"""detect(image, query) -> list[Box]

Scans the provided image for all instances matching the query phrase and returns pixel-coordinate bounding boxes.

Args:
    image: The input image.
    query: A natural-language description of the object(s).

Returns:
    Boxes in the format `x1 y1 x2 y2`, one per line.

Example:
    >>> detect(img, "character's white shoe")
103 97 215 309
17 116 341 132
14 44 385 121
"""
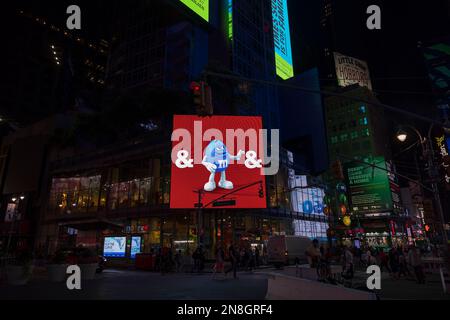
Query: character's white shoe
204 181 216 192
219 180 234 190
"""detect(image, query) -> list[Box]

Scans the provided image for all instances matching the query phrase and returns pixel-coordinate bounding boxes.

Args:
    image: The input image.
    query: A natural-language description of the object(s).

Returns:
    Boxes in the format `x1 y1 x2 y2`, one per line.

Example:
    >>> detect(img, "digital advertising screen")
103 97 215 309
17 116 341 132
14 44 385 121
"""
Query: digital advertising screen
179 0 209 22
345 156 393 214
170 115 267 209
271 0 294 80
130 236 142 259
103 236 126 258
289 174 325 215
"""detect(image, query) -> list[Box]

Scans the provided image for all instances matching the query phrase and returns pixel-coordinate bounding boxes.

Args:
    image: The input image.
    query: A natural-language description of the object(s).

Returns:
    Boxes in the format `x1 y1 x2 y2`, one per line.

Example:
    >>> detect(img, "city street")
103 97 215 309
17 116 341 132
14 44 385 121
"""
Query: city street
0 269 269 300
0 268 448 300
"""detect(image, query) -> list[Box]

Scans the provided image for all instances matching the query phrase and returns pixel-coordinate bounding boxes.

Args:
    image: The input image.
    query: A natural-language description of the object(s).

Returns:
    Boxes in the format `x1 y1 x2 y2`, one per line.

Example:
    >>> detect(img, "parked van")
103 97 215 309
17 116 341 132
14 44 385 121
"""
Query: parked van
267 235 312 267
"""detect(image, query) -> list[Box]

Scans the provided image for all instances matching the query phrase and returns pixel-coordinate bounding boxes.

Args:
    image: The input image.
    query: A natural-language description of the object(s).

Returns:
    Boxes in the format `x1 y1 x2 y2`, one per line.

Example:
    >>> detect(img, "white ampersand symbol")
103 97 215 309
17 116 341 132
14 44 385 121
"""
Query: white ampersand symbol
176 150 194 169
245 151 262 169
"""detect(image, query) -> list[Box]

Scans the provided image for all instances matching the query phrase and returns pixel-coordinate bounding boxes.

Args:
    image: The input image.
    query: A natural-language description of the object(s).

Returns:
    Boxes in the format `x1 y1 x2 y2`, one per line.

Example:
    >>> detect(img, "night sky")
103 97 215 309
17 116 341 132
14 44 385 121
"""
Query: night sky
2 0 449 131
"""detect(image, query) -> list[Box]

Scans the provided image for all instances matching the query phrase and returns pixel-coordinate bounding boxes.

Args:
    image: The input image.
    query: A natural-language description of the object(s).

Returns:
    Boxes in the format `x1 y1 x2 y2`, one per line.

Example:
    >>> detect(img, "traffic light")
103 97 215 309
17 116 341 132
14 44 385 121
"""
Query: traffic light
190 81 213 116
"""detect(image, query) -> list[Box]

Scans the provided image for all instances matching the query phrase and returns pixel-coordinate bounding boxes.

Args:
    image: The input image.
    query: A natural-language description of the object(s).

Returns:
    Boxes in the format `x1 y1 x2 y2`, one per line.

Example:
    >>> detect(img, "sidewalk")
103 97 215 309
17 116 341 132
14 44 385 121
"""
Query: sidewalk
376 272 449 300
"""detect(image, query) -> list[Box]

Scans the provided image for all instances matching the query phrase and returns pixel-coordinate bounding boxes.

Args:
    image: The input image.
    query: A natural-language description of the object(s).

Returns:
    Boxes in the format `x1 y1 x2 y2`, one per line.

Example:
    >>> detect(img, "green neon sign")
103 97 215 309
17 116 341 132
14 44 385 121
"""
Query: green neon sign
180 0 209 22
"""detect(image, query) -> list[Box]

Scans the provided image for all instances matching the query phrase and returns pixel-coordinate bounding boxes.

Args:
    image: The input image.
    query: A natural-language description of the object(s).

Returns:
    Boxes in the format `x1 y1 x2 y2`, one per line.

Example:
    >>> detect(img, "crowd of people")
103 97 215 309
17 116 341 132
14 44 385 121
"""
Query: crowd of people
145 243 266 277
141 239 442 287
304 239 441 285
212 244 265 279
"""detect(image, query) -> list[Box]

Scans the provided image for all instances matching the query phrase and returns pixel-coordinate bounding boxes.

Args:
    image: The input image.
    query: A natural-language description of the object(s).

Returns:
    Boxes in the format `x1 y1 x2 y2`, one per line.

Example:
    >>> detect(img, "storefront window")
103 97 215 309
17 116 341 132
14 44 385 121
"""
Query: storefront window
118 182 130 208
139 178 152 206
108 184 119 210
48 175 101 215
173 214 195 255
130 180 140 207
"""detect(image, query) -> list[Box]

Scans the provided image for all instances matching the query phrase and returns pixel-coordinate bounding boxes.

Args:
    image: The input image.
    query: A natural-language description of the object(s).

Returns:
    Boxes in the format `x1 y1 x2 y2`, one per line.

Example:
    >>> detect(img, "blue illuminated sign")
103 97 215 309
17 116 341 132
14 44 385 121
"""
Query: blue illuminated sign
130 236 142 259
103 236 126 258
272 0 294 80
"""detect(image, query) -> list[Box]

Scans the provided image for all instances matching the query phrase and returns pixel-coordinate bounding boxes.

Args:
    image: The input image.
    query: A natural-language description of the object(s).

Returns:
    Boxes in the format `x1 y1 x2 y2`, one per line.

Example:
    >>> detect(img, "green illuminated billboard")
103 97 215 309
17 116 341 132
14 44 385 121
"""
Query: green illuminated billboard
345 156 393 214
180 0 209 22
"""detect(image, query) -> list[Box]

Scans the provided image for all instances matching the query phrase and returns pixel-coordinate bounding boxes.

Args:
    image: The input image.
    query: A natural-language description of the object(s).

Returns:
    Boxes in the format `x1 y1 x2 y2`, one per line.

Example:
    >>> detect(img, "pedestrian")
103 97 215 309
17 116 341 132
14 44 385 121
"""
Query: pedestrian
239 248 246 270
366 248 374 266
255 246 260 268
225 244 238 279
174 249 182 273
408 245 425 284
262 245 268 265
192 247 201 273
389 247 400 280
199 246 205 272
213 246 225 278
306 239 321 268
342 246 354 279
378 249 390 273
155 248 162 273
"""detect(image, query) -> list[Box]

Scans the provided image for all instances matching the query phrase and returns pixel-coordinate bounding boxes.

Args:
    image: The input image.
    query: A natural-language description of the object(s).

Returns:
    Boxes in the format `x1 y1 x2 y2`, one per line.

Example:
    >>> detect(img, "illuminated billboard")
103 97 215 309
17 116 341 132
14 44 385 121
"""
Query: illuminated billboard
272 0 294 80
130 236 142 259
422 39 450 110
179 0 209 22
170 115 267 209
289 174 325 215
432 127 450 190
103 237 126 258
345 156 393 214
334 52 373 90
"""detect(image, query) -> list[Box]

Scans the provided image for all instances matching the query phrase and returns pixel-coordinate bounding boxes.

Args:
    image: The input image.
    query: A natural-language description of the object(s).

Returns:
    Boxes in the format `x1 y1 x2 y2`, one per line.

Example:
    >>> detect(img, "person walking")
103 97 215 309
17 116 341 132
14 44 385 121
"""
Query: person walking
174 250 182 273
192 247 201 273
255 247 260 268
213 246 225 278
378 249 390 273
408 245 425 284
225 244 238 279
389 247 400 280
306 239 321 268
342 246 354 279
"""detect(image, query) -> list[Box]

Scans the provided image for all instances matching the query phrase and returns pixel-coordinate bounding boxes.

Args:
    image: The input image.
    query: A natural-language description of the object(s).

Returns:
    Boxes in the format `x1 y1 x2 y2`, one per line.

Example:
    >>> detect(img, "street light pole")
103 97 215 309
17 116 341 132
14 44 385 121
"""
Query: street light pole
397 125 449 265
425 125 449 251
5 196 24 258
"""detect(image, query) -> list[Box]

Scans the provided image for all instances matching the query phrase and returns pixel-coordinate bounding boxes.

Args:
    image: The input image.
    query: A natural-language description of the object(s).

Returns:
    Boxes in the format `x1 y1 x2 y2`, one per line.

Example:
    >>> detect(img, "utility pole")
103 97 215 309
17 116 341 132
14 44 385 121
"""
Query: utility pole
425 126 450 257
194 189 205 247
193 181 264 247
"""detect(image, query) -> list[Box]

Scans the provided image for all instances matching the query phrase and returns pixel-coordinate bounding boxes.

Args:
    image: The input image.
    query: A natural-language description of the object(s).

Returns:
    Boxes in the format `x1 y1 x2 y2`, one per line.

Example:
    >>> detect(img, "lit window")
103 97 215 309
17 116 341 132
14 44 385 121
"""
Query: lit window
362 129 370 137
359 117 368 126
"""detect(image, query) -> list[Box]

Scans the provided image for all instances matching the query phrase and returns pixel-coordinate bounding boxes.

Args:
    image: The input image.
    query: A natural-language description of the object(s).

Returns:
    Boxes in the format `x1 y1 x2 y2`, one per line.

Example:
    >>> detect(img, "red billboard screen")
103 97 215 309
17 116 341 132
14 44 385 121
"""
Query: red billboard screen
170 115 267 209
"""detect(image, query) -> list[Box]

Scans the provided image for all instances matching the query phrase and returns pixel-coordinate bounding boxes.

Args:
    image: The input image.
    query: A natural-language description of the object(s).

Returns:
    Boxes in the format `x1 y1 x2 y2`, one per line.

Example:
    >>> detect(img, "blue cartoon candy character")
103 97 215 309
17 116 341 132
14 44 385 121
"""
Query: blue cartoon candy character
201 140 245 192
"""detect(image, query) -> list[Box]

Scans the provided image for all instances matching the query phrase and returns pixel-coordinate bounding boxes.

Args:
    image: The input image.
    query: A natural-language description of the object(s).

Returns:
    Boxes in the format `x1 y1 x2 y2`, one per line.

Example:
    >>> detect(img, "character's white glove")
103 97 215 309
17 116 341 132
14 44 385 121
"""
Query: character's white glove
236 150 245 160
203 162 217 173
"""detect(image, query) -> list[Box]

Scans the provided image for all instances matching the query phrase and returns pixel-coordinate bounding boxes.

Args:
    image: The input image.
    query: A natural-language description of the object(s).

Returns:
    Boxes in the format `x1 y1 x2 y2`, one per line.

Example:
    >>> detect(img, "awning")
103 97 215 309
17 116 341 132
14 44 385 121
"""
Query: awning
58 218 124 231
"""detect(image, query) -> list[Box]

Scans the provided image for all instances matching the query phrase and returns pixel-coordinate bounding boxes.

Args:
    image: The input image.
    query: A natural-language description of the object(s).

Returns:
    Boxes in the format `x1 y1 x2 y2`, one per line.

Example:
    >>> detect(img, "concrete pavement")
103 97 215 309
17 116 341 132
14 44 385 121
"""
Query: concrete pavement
1 267 448 300
0 269 269 300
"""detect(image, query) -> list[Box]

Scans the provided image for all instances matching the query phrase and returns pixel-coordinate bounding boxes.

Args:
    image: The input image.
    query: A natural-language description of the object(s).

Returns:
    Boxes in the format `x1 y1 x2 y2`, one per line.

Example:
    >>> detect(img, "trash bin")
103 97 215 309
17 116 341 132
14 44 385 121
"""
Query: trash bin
135 253 155 271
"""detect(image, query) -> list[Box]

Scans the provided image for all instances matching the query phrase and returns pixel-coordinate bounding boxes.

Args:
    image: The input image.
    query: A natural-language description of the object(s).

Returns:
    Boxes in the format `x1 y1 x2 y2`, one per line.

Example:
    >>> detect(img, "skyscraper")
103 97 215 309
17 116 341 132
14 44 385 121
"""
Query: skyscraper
226 0 280 130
